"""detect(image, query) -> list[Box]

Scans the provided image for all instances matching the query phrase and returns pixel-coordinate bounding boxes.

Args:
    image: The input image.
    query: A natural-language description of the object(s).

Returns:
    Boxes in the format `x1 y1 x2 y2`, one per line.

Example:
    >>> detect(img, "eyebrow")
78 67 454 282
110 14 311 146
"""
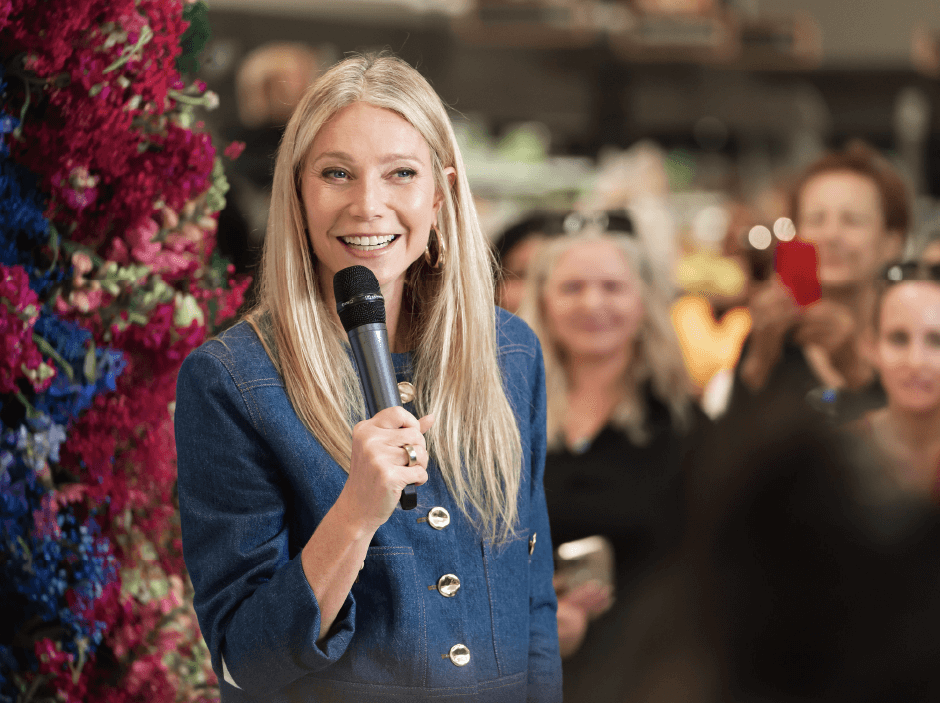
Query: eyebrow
309 151 423 164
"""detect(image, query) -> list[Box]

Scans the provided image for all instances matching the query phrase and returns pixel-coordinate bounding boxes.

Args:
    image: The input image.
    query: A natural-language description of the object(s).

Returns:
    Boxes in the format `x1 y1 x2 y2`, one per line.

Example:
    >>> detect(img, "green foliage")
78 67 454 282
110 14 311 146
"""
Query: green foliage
176 1 211 75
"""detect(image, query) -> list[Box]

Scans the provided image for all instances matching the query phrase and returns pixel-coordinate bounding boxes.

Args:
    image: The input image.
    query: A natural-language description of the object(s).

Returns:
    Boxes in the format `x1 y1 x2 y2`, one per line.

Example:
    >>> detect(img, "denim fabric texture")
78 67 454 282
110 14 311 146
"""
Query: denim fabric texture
174 307 562 702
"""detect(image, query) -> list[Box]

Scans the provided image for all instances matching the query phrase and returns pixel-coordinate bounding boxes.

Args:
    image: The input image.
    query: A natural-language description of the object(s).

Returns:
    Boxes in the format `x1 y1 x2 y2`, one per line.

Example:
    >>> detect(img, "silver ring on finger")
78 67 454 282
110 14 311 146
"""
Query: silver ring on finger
403 444 418 467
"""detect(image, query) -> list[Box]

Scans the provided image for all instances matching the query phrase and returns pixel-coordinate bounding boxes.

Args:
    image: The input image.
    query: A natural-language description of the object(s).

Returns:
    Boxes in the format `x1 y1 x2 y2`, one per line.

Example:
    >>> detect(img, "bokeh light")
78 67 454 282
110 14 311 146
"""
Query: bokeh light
748 225 773 250
693 205 729 244
773 217 796 241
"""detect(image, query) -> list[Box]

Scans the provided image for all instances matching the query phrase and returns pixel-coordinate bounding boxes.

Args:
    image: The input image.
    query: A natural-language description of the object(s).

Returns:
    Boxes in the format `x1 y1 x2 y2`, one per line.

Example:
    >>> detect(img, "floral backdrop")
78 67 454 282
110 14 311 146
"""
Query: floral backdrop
0 1 249 700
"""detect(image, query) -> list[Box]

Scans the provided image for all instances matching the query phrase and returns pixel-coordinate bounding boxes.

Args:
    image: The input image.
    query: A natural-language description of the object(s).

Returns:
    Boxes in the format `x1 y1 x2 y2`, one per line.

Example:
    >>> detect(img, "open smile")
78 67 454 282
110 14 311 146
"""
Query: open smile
339 234 399 252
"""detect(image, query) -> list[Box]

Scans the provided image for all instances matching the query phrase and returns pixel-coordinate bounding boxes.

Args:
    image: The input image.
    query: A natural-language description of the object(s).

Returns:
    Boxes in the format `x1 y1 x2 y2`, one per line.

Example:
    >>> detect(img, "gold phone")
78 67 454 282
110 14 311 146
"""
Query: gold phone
553 535 615 595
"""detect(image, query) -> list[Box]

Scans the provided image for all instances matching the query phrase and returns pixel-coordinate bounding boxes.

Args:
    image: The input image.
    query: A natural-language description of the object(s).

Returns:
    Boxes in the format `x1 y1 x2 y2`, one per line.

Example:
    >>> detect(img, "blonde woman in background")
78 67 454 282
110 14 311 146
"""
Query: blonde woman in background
518 221 704 703
175 53 561 702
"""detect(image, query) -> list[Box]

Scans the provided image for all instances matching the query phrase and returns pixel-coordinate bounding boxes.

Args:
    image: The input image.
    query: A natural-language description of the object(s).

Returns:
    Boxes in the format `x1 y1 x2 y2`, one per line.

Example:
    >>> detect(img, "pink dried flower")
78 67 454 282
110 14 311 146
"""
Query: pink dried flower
223 140 245 160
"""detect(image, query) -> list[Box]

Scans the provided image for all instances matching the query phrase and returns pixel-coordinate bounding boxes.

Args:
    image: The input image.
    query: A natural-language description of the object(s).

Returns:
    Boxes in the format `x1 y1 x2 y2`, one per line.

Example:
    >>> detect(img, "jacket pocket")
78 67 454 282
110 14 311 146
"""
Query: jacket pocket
343 545 427 686
482 531 531 676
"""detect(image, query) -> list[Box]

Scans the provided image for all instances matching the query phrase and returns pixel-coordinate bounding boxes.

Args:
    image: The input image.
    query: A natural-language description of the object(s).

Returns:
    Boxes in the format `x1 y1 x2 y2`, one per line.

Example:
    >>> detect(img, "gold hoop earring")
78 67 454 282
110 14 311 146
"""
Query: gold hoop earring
424 226 446 270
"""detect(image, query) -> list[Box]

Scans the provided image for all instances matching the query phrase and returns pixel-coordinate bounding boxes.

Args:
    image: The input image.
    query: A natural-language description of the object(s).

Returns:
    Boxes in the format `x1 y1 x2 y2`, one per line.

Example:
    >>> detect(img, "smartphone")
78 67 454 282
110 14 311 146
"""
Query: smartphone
553 535 615 596
774 239 821 306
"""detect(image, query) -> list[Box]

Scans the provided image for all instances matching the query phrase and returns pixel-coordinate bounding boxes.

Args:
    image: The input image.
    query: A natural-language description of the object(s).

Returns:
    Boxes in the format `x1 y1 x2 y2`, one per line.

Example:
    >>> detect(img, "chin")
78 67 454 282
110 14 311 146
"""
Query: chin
565 343 625 359
891 395 940 414
818 271 855 288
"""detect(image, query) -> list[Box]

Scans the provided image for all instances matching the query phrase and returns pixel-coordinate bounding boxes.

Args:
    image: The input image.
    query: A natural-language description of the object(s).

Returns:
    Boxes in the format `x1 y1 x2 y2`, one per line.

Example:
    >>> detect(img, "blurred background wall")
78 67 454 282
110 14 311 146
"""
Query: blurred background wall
197 0 940 256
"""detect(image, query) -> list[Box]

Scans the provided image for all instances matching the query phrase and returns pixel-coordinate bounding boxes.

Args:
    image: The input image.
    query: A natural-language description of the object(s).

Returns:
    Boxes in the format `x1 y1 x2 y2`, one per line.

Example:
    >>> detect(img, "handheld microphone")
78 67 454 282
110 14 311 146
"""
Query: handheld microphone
333 265 418 510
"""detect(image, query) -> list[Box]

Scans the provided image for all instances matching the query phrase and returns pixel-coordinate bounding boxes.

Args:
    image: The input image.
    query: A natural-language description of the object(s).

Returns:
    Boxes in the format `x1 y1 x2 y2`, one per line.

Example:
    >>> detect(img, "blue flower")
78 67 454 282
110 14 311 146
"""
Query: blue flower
0 114 16 158
0 643 20 703
0 435 117 667
32 313 91 366
0 150 65 297
13 416 67 473
30 313 126 425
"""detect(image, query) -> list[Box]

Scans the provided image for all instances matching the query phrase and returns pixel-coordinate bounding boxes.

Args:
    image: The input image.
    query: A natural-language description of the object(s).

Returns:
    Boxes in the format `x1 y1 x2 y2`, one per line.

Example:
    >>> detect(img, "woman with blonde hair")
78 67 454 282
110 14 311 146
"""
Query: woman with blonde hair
517 221 702 702
174 53 561 702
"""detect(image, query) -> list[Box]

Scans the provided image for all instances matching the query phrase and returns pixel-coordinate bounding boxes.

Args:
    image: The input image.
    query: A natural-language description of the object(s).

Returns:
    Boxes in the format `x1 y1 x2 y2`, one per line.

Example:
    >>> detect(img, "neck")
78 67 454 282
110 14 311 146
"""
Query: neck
883 403 940 449
565 347 632 396
321 275 408 353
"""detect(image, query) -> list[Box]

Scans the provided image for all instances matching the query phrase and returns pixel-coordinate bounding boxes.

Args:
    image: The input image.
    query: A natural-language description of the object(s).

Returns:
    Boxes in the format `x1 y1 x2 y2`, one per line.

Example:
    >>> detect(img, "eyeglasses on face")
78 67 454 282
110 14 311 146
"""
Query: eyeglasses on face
558 209 635 236
881 261 940 283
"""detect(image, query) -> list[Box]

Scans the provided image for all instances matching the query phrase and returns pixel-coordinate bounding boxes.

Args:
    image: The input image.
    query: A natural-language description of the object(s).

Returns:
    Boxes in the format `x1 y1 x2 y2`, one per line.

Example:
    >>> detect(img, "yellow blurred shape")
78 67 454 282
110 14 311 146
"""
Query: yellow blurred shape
675 251 748 298
671 295 751 390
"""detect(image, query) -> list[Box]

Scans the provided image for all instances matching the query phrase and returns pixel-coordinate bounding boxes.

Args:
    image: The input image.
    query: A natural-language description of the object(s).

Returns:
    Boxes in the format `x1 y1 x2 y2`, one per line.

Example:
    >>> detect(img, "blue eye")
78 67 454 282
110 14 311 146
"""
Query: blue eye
322 168 348 180
395 168 416 178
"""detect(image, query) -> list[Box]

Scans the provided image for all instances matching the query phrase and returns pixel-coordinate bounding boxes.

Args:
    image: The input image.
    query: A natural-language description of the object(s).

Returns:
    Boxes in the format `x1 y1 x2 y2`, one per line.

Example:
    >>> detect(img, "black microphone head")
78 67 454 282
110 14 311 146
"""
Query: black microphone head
333 265 386 331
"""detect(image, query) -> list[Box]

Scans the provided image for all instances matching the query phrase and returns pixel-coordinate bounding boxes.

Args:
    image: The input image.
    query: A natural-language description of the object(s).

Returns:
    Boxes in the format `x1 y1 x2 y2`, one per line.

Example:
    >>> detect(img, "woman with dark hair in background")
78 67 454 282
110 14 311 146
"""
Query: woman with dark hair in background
493 210 566 314
728 141 910 422
518 222 703 702
854 260 940 500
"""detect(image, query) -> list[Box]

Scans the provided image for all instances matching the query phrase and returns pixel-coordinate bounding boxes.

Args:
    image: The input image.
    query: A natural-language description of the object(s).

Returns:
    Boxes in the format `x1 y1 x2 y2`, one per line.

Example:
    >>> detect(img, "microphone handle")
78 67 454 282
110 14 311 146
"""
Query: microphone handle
347 323 418 510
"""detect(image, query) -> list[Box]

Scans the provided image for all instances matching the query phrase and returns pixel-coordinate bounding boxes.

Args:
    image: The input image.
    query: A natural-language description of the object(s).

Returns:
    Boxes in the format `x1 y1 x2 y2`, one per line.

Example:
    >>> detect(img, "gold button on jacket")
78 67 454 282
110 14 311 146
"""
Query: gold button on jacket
448 644 471 667
436 573 461 597
397 381 416 404
427 506 450 530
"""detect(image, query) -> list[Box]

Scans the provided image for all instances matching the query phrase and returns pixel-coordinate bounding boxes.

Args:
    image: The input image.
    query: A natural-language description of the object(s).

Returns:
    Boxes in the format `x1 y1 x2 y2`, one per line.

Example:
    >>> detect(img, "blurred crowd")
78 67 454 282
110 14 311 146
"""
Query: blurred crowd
492 141 940 702
214 42 940 703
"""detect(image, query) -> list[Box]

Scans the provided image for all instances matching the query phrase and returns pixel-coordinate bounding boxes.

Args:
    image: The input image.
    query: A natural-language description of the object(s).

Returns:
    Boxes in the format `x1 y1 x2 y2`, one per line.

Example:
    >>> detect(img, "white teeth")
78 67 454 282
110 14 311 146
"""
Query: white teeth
341 234 395 249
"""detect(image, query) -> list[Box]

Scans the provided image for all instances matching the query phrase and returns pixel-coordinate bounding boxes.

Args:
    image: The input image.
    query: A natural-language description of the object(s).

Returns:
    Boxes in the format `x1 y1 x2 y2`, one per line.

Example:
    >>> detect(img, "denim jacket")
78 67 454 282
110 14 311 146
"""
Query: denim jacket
174 308 562 702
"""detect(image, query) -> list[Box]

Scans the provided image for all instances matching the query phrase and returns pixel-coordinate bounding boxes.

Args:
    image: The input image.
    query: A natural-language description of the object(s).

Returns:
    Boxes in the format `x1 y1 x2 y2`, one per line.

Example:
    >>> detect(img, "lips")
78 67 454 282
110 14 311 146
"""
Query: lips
899 378 936 394
339 234 397 251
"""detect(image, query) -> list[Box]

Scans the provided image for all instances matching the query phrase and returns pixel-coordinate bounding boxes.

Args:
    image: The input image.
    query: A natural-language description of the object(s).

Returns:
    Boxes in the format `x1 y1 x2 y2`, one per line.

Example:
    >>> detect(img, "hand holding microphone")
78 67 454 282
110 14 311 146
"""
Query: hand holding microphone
333 265 428 514
345 407 433 528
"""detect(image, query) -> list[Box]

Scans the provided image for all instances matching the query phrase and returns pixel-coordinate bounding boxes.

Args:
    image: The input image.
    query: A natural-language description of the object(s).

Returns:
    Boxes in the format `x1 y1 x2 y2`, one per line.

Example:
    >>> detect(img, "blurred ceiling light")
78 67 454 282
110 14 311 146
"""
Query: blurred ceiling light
773 217 796 241
748 225 772 250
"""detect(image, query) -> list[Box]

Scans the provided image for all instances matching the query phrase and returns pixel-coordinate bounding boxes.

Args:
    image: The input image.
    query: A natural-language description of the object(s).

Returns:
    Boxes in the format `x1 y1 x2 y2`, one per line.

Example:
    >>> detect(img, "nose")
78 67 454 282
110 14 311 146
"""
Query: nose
578 283 604 311
906 339 926 368
805 218 839 247
348 174 384 220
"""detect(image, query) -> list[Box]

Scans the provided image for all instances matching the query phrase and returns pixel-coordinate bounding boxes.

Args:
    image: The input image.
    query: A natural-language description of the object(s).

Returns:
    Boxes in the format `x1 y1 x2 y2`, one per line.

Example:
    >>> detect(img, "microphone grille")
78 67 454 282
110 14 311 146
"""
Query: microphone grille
333 265 386 331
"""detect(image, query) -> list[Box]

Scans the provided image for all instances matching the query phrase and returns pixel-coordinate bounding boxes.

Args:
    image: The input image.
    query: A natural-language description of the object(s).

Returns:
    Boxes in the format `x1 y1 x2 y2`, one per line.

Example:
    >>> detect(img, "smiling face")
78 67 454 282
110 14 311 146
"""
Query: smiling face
797 170 900 288
876 281 940 414
542 238 645 361
301 101 449 301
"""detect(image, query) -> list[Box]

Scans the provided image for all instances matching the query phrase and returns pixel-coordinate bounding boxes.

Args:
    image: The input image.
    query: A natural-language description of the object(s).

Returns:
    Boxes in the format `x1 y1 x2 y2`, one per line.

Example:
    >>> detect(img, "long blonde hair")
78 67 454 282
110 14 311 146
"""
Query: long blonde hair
518 228 693 448
245 53 522 543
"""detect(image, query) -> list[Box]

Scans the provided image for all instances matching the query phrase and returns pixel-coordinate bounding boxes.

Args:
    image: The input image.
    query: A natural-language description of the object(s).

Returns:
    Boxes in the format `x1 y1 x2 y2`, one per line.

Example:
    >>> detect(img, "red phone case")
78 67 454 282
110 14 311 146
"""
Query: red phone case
775 239 821 306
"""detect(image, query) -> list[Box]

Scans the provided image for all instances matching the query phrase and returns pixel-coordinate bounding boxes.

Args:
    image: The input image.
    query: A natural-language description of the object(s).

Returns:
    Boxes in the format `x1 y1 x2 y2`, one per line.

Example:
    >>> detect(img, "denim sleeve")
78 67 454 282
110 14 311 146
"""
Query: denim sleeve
524 337 564 702
174 348 355 697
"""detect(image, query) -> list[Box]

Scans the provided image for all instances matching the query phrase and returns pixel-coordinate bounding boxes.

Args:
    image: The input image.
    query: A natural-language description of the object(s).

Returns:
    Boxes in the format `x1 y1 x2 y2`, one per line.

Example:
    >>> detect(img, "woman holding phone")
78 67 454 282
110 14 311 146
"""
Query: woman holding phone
518 223 701 702
174 53 561 702
727 141 910 421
